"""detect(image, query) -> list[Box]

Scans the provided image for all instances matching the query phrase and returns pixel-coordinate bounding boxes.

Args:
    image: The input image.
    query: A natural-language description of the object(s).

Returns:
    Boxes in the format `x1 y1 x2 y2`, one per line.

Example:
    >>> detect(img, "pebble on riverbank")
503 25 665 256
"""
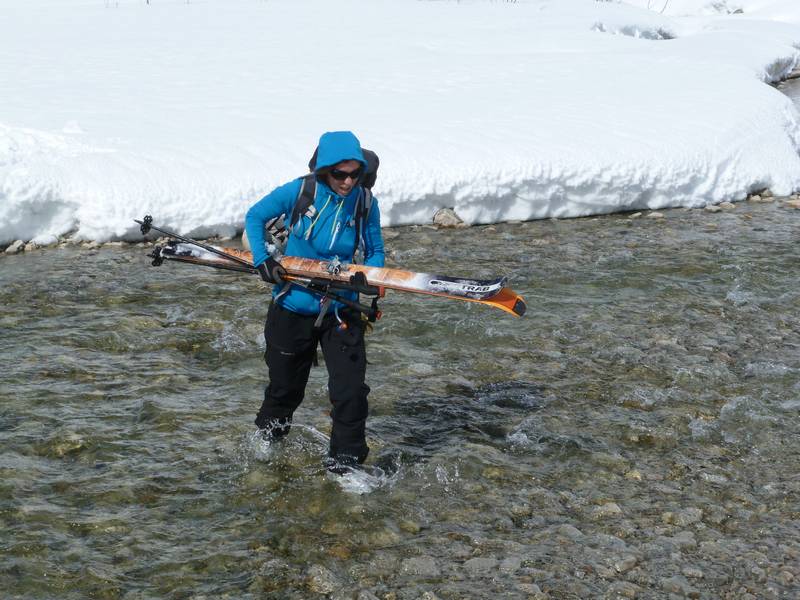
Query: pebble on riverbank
432 207 467 228
2 235 128 253
705 201 737 212
4 240 24 254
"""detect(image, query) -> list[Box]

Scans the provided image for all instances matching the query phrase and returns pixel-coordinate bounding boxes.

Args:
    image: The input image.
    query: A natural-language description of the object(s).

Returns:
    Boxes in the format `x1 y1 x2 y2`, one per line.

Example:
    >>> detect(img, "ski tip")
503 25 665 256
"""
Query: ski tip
513 297 527 317
481 287 526 317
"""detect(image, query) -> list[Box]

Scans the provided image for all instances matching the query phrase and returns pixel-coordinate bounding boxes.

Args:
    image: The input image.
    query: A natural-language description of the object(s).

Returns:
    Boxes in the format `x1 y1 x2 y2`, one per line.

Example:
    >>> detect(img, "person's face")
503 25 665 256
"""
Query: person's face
325 160 362 196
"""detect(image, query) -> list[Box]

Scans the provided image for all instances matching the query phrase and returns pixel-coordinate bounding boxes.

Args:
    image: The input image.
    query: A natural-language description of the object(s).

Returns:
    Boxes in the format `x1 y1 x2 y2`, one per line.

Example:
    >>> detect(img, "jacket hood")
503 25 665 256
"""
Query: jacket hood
314 131 366 172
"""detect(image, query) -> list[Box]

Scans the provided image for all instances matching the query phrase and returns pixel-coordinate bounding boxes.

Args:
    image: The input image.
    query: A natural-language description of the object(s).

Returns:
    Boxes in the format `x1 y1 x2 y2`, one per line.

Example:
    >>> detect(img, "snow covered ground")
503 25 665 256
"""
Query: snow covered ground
1 0 799 245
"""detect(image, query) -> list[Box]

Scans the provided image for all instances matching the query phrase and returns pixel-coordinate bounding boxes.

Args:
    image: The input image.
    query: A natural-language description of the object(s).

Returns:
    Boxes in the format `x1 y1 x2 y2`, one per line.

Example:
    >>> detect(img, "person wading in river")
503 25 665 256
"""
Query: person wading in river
244 131 385 474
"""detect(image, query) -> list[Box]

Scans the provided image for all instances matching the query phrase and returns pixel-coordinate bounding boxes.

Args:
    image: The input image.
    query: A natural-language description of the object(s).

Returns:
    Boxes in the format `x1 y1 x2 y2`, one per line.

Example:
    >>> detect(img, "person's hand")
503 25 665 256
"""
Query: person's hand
349 271 368 288
257 256 286 285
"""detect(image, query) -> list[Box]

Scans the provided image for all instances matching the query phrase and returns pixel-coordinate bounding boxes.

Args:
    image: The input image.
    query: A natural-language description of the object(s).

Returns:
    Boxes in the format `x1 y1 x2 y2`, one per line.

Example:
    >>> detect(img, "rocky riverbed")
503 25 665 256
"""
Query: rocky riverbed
2 196 800 599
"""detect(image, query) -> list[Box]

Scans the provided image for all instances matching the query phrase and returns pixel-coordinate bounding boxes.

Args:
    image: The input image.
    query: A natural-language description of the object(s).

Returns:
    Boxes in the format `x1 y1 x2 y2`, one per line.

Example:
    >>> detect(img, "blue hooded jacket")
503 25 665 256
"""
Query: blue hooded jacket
245 131 385 316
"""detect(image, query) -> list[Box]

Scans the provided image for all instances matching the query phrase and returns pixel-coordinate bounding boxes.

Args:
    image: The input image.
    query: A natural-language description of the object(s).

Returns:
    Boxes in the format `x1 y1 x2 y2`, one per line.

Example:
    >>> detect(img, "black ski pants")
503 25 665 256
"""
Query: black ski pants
255 301 370 463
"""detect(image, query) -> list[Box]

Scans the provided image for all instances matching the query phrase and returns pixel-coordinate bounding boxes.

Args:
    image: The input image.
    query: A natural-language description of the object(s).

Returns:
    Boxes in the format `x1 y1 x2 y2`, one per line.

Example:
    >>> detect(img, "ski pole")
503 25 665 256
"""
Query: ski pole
289 277 382 321
135 215 254 270
148 244 257 273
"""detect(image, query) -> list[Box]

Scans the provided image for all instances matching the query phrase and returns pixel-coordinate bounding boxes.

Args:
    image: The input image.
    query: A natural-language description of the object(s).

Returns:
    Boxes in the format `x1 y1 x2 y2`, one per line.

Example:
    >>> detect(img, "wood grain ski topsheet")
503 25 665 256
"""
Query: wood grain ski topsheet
157 243 526 316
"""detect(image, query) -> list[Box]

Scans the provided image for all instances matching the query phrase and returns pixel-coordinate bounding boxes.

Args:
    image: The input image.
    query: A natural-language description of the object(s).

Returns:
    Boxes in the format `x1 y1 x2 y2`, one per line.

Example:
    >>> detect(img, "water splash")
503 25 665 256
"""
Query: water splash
329 460 402 495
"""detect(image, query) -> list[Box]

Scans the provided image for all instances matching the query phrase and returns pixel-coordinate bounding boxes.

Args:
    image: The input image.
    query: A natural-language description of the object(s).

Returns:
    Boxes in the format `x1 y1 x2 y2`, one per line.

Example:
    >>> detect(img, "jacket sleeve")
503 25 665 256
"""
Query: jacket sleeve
361 196 385 268
245 179 301 267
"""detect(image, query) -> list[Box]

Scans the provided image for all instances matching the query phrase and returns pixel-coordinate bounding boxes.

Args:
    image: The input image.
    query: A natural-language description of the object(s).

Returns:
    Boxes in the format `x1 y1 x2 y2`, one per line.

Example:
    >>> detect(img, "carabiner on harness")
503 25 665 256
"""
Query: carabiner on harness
334 305 348 331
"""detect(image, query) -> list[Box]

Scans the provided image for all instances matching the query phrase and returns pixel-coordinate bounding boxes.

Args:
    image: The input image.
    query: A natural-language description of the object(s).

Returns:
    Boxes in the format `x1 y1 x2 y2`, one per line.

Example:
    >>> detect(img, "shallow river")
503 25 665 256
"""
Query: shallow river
3 200 800 600
2 83 800 600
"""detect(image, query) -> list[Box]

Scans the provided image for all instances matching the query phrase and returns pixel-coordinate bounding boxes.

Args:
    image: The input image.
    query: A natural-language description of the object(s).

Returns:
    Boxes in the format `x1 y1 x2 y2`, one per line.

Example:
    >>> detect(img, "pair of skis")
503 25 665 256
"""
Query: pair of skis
136 216 526 318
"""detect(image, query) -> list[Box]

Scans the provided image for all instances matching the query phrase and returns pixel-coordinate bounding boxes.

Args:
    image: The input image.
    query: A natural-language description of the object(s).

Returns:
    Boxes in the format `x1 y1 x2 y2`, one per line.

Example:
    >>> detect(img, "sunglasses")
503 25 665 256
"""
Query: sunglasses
329 168 362 181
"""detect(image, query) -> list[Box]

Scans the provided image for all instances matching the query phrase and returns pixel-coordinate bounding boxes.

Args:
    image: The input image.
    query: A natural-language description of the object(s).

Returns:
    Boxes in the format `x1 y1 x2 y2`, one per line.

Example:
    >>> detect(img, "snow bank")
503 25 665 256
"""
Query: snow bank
622 0 800 24
1 0 799 245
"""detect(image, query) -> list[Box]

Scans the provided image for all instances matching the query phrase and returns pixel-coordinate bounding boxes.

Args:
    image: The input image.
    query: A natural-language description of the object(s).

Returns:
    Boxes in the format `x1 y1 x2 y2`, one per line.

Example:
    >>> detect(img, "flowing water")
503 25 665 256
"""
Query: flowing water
3 204 799 600
2 87 800 599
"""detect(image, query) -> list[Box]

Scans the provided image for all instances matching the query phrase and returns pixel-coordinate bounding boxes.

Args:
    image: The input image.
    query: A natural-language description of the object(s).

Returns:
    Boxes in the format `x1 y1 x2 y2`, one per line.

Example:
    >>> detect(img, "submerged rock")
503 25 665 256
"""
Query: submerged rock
613 555 638 573
500 556 522 574
682 566 704 579
42 432 89 458
462 556 499 577
517 583 545 597
306 565 340 594
662 507 703 526
556 524 584 541
591 502 623 520
660 574 700 597
400 556 441 577
398 519 422 534
604 581 640 599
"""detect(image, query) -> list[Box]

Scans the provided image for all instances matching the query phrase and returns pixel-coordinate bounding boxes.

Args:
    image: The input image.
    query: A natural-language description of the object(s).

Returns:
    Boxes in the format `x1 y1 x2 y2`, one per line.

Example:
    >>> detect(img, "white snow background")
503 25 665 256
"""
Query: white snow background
1 0 799 245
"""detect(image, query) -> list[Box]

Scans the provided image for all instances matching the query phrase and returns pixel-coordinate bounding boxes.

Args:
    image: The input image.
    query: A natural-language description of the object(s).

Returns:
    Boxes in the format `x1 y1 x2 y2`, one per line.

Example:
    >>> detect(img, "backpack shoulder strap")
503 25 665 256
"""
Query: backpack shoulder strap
362 188 373 227
289 174 317 231
352 187 374 262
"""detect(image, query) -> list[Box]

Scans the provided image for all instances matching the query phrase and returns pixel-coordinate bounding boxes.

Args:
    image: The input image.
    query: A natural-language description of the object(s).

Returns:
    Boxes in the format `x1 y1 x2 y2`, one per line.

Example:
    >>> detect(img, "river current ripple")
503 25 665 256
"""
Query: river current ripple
2 197 799 599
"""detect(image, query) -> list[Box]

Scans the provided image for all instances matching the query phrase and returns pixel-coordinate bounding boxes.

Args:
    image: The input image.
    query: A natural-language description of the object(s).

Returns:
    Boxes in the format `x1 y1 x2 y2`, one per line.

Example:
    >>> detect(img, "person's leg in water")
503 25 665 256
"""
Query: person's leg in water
319 309 370 472
256 302 317 440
